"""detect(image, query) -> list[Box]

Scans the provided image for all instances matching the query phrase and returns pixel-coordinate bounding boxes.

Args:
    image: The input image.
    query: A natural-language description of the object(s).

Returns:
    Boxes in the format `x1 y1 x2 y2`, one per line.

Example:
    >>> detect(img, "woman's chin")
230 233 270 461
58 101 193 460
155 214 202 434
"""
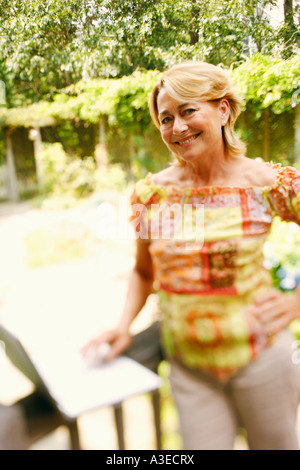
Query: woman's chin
174 152 200 165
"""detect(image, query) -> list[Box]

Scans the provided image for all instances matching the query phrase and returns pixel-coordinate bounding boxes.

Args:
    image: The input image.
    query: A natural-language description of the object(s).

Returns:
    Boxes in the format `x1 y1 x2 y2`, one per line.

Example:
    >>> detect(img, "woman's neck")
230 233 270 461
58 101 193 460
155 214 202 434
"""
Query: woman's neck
181 152 238 187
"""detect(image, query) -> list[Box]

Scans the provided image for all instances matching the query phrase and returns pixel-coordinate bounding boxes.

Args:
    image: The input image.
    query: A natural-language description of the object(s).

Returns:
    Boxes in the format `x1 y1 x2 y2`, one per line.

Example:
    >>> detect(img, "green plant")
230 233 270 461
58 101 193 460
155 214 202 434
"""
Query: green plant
94 164 127 192
264 217 300 341
38 142 96 199
158 361 182 450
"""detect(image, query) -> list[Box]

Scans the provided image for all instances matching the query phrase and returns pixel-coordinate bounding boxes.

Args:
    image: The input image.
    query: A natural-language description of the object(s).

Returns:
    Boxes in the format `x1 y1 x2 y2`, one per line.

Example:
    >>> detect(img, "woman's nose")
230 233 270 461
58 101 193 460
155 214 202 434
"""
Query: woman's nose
173 115 188 134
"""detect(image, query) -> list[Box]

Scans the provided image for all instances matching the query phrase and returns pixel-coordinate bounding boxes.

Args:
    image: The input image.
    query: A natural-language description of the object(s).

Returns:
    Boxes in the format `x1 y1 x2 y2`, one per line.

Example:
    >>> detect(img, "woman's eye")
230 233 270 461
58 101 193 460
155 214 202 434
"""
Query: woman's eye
161 116 172 125
184 108 195 115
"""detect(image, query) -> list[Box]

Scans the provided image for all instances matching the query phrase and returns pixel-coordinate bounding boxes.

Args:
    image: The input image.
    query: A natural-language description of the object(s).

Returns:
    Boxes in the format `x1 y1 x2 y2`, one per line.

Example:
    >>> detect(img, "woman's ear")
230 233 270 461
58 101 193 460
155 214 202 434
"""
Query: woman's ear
219 99 230 125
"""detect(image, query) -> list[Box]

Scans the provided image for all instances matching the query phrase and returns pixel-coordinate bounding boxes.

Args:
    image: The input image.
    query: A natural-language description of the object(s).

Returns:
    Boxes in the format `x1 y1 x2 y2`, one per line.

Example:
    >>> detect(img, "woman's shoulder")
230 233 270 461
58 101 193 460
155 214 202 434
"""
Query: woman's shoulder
240 157 279 188
245 158 300 189
132 167 175 204
149 166 180 187
263 161 300 223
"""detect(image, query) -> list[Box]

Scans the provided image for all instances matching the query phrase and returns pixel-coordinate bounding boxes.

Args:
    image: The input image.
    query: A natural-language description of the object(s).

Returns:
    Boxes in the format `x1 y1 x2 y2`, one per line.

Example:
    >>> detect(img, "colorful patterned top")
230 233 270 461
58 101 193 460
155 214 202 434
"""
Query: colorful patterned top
130 163 300 380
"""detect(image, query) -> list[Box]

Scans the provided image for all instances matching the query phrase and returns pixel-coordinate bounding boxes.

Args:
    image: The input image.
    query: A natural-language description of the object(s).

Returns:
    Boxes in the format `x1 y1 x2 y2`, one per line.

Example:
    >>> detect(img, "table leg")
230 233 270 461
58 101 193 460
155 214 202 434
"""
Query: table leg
151 389 162 450
113 403 125 450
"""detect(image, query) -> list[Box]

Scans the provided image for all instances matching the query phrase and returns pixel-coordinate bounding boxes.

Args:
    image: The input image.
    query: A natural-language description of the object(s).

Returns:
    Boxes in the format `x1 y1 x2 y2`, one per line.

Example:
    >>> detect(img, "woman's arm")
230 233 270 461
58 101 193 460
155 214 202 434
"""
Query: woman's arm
81 239 154 361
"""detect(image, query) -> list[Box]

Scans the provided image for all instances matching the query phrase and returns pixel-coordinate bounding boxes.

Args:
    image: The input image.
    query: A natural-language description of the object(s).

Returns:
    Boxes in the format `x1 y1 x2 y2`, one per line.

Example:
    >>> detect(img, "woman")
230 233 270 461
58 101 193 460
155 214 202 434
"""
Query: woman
82 61 300 450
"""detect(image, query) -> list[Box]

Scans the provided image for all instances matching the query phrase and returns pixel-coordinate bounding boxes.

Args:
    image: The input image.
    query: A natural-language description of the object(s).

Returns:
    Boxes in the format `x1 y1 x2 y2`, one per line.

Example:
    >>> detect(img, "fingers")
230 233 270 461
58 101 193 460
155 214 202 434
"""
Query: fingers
251 291 296 335
253 289 281 306
80 328 132 363
244 288 300 337
80 329 116 357
263 314 291 336
105 334 132 361
253 297 285 323
80 339 98 357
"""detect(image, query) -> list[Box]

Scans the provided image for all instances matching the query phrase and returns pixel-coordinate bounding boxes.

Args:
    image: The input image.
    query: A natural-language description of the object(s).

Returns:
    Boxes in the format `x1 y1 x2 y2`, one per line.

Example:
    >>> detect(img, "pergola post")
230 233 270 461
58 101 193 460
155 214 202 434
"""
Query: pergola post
94 117 108 168
29 127 43 189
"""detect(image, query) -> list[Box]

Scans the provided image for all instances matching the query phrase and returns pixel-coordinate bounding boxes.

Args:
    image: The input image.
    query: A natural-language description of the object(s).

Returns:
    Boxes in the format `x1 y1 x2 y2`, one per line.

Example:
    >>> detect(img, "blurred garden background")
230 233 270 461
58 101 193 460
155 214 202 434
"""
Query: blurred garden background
0 0 300 450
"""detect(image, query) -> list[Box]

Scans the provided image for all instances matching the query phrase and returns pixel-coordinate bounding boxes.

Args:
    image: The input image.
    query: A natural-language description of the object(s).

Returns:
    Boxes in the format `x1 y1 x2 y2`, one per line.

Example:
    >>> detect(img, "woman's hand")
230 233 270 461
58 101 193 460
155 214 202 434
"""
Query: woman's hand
80 327 132 363
247 288 300 336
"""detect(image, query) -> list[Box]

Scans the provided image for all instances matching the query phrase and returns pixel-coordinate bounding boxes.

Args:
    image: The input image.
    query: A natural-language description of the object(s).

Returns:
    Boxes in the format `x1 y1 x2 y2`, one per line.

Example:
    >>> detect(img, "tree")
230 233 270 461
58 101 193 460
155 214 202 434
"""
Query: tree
280 0 300 57
0 0 89 105
0 0 299 109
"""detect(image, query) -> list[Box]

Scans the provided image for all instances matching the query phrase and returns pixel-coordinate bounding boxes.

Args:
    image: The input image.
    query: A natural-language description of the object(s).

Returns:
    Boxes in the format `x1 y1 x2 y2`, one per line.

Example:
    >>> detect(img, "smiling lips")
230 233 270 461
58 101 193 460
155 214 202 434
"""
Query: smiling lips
174 132 202 146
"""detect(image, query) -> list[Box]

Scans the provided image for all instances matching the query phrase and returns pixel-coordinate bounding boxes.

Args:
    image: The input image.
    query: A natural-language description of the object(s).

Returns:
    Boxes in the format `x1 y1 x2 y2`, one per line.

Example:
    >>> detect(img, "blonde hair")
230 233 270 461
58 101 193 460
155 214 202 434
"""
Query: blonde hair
149 61 246 164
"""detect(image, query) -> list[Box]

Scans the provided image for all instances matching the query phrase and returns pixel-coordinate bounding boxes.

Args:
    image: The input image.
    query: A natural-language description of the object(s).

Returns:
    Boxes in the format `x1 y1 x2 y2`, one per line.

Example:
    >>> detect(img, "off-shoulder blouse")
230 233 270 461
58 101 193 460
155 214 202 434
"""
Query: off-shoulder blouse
130 163 300 380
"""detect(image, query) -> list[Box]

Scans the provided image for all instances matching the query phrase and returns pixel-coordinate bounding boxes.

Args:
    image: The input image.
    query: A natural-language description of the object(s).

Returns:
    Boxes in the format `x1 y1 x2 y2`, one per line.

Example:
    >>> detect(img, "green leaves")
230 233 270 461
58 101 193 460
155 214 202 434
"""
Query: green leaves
0 70 162 132
0 53 299 129
232 53 300 118
0 0 299 131
1 0 299 108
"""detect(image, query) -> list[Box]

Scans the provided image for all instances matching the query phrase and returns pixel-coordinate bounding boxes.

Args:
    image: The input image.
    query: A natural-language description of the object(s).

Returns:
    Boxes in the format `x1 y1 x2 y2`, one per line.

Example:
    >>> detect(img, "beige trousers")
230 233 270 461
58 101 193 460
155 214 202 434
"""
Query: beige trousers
169 329 300 450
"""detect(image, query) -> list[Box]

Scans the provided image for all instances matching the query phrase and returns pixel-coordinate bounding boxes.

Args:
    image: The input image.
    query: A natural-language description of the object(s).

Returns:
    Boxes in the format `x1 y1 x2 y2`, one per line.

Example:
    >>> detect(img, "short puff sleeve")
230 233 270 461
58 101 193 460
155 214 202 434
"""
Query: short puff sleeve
264 165 300 224
129 175 163 240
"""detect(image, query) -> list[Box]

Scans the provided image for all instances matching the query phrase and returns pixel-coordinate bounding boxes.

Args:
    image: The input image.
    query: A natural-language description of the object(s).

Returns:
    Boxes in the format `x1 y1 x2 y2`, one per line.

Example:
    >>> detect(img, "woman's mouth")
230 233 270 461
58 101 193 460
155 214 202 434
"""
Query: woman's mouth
175 133 201 146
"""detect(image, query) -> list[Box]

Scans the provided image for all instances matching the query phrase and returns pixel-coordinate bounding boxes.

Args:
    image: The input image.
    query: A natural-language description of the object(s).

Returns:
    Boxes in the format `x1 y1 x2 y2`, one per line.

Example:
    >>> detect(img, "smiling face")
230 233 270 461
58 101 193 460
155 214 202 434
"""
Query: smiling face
157 87 230 165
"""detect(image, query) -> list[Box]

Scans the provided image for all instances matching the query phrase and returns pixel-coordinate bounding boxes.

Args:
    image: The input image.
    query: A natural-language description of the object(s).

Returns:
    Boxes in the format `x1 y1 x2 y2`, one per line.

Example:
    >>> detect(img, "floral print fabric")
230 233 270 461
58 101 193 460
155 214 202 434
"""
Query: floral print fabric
130 163 300 380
